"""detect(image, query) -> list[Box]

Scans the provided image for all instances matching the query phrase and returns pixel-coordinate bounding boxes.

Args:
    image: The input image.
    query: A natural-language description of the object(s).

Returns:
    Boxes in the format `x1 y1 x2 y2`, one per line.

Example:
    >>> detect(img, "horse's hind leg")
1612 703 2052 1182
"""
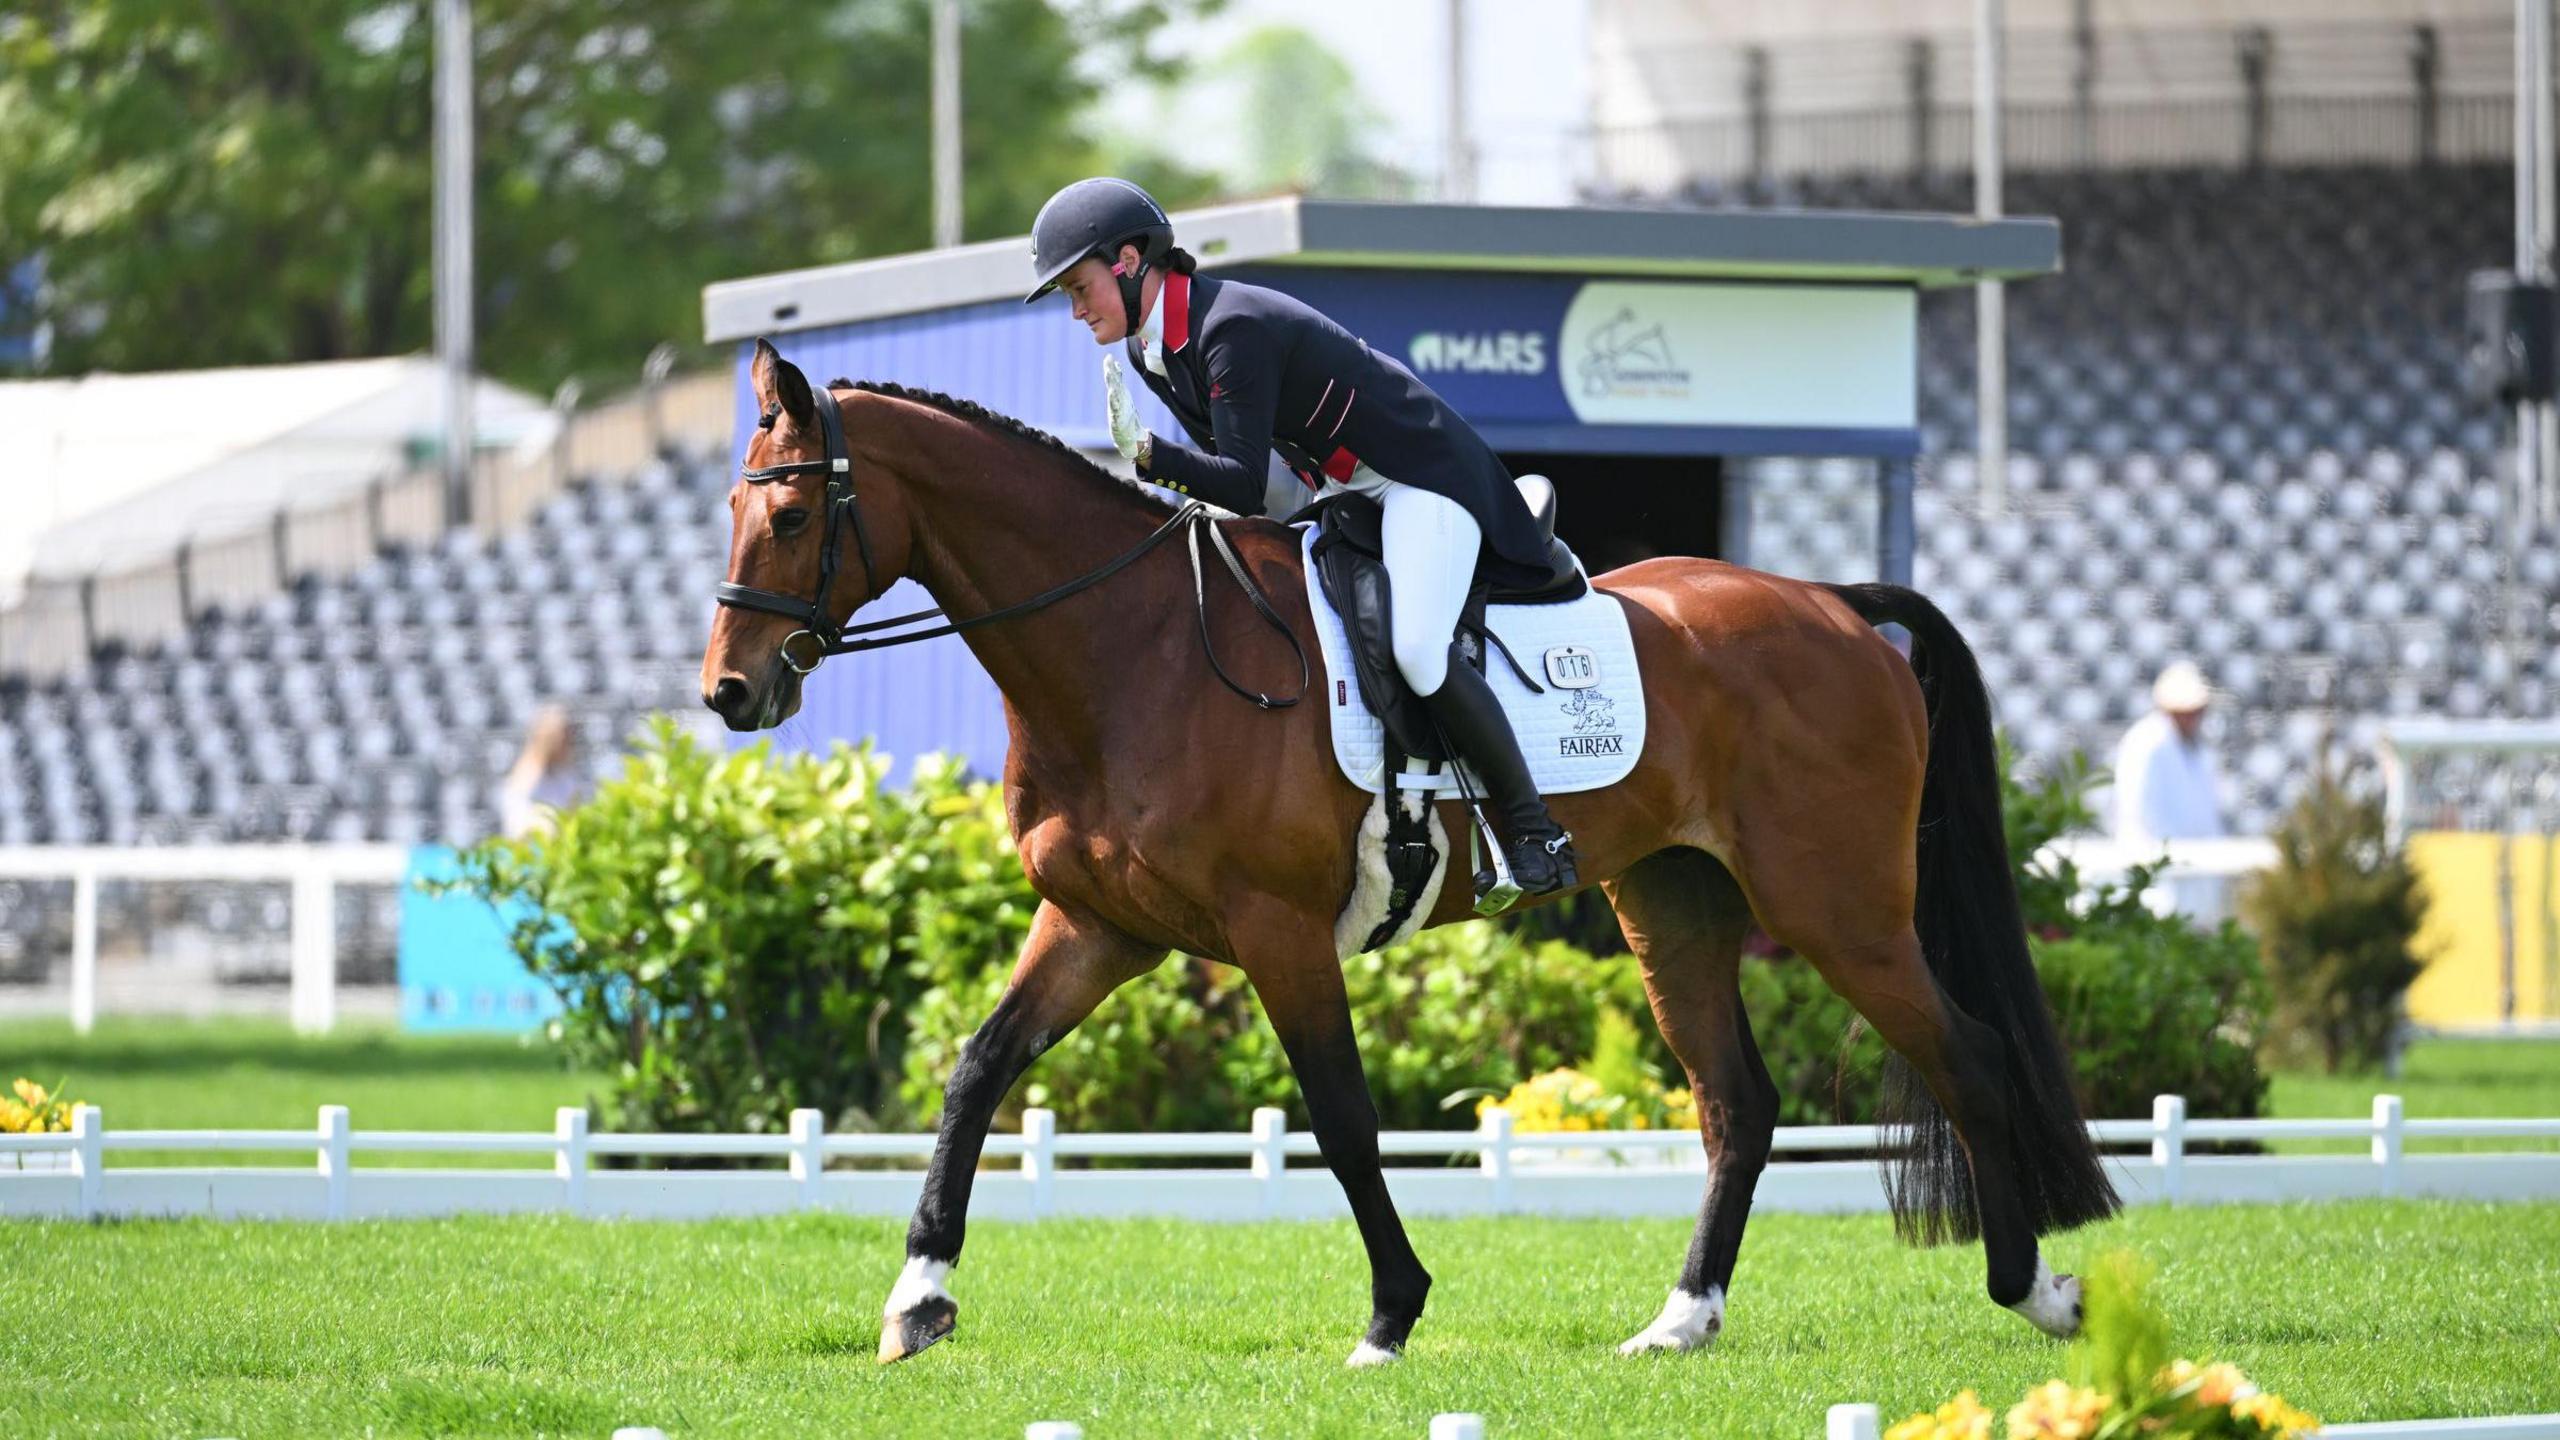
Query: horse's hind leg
1774 918 2081 1338
1604 847 1774 1355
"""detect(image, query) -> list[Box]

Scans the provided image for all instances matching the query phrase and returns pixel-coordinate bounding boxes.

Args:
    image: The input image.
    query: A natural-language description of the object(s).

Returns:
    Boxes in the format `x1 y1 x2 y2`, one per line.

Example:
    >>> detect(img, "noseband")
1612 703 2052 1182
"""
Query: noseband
712 387 1308 707
713 390 879 674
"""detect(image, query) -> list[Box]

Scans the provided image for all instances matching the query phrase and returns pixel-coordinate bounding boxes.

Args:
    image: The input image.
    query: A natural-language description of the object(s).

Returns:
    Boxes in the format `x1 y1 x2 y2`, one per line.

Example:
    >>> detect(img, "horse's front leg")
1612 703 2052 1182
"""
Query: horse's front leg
880 899 1162 1363
1242 911 1434 1367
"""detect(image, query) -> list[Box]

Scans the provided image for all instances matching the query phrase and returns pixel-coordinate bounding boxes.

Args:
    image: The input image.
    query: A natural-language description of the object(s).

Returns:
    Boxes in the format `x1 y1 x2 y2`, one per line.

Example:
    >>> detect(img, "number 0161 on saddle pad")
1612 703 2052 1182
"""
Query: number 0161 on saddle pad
1299 526 1647 796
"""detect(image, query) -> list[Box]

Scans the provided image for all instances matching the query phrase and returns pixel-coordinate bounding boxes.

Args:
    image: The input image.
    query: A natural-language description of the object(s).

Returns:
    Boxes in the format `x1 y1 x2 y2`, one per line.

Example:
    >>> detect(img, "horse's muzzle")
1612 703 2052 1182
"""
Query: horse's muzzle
704 675 758 730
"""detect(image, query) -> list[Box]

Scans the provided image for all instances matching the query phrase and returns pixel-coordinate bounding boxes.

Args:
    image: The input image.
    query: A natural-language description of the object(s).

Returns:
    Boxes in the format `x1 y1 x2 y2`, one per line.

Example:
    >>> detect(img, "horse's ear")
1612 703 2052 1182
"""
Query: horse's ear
750 337 816 428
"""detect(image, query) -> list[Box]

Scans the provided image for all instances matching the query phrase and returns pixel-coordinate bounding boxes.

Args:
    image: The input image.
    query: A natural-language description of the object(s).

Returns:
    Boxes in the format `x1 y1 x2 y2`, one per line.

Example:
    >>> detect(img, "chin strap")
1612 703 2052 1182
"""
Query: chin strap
1110 256 1150 339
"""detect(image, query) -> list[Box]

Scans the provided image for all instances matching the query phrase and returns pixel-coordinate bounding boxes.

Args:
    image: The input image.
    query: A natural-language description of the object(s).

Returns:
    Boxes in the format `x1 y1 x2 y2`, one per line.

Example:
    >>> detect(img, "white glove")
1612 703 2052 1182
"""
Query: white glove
1103 354 1145 462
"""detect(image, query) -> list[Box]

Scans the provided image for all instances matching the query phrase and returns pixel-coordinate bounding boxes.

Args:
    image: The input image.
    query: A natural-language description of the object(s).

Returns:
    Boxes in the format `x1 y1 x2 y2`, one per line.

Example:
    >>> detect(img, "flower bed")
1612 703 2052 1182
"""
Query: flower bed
1887 1253 2319 1440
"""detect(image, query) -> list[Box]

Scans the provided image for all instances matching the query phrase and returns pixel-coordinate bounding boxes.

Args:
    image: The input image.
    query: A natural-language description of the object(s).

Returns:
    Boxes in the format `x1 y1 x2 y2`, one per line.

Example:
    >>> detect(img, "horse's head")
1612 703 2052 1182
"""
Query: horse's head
699 340 913 730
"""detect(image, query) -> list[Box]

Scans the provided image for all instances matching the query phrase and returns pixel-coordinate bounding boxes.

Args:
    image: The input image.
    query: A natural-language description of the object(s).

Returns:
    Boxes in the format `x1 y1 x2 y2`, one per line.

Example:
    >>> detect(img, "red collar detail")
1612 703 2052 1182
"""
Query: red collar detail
1161 270 1192 353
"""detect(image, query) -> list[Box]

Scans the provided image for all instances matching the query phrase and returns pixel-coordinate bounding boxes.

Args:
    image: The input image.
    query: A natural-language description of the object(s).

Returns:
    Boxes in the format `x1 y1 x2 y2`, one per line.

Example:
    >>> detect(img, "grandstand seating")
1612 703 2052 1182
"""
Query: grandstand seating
0 447 726 850
1703 163 2550 831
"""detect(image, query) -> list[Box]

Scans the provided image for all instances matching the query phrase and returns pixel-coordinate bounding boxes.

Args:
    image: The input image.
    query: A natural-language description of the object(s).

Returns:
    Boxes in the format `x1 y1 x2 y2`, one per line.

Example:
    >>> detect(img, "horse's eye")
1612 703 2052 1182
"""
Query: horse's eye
773 507 811 536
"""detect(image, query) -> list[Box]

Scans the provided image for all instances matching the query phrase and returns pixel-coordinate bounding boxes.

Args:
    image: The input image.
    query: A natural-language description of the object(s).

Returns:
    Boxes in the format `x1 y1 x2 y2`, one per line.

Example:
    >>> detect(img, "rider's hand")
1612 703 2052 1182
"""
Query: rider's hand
1103 355 1146 463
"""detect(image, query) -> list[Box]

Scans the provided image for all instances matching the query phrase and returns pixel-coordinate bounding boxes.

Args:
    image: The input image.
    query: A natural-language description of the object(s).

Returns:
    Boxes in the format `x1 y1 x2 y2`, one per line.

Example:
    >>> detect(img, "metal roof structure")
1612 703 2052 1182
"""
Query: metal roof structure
702 195 2060 343
0 357 549 604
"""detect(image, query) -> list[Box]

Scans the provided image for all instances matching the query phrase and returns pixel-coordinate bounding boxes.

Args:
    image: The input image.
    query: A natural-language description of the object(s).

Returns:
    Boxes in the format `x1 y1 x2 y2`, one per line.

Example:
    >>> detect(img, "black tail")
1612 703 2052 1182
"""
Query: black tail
1823 581 2121 1244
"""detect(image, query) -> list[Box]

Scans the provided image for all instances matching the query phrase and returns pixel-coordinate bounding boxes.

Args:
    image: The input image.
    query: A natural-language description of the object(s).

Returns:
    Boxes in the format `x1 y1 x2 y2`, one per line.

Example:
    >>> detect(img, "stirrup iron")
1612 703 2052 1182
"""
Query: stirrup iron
1468 805 1523 916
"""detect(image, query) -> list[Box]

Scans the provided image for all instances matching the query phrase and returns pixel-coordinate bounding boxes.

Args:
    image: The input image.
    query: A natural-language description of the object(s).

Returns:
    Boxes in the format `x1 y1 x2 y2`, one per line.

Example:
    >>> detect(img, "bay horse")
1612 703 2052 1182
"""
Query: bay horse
700 340 2118 1368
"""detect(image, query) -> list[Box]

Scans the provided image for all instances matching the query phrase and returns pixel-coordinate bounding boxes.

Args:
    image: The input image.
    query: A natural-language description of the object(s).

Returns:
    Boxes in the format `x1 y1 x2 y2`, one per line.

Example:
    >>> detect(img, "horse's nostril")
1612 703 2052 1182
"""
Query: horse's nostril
708 677 750 717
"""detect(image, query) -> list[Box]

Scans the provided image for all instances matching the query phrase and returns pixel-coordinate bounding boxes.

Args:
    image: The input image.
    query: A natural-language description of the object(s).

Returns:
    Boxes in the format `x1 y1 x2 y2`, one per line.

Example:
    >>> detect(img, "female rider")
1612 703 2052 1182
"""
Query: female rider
1024 177 1577 898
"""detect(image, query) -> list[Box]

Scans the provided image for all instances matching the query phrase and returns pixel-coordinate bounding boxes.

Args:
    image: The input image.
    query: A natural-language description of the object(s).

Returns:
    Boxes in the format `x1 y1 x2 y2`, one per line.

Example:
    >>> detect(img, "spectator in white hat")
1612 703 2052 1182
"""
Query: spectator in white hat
2111 660 2225 845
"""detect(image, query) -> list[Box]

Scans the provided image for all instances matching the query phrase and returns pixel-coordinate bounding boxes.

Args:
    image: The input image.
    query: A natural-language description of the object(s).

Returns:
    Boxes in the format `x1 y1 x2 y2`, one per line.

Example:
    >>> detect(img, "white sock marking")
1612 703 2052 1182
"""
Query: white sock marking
1346 1339 1401 1368
883 1255 953 1319
1618 1285 1724 1354
2006 1255 2081 1338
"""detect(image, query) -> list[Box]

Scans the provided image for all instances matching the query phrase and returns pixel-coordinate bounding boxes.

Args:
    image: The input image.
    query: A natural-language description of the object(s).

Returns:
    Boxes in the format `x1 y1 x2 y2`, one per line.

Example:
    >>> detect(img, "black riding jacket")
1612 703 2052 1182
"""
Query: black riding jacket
1128 271 1553 592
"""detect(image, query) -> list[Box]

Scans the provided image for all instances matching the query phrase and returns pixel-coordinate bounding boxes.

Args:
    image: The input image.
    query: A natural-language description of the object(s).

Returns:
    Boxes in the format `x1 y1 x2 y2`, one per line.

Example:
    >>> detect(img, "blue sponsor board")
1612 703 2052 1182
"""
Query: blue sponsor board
1233 267 1583 427
397 846 563 1033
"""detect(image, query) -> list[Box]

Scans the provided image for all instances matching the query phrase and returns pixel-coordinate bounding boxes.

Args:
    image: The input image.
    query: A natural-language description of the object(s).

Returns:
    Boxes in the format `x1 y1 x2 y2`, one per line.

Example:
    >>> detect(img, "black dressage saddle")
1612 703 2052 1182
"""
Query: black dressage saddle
1303 476 1588 766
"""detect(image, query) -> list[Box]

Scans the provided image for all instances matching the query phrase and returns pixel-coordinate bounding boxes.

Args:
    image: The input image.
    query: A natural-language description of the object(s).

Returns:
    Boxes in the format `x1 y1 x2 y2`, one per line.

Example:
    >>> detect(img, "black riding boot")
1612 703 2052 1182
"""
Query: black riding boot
1421 659 1578 897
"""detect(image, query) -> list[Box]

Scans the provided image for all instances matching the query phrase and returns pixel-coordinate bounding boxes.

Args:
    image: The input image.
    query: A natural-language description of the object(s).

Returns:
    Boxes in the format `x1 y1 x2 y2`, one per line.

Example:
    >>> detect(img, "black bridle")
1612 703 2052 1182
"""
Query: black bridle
713 390 1308 707
714 389 878 673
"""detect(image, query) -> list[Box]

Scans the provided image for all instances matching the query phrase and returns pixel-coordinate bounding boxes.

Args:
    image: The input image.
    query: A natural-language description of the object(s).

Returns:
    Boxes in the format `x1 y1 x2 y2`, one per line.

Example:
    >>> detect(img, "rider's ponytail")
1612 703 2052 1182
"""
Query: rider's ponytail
1162 246 1198 275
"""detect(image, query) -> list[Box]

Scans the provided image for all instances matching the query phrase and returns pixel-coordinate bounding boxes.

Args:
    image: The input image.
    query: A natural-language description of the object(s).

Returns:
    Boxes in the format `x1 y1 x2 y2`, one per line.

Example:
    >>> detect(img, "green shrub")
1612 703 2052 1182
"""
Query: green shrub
2239 767 2430 1073
2004 742 2109 935
901 920 1640 1133
442 720 1035 1135
2035 912 2269 1120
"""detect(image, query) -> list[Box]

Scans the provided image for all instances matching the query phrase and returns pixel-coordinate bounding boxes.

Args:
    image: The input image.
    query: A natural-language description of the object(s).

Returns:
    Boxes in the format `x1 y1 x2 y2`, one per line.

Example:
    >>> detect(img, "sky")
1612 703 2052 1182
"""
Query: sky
1105 0 1594 207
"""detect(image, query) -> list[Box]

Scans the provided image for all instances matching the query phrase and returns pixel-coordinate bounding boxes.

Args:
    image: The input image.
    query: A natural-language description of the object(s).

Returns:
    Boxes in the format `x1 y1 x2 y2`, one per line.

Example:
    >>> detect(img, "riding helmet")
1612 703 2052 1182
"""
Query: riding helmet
1024 178 1173 312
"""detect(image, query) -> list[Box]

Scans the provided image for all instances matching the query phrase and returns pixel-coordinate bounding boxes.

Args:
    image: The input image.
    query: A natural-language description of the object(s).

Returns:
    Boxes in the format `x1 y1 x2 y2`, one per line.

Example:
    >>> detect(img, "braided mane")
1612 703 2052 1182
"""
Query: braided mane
833 378 1177 514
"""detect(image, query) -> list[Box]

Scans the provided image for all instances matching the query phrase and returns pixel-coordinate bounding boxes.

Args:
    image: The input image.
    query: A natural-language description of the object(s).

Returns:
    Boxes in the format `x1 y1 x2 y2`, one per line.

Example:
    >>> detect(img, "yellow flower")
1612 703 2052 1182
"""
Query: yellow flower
1889 1388 1995 1440
11 1078 43 1107
2162 1358 2254 1408
2007 1380 2112 1440
2231 1392 2319 1437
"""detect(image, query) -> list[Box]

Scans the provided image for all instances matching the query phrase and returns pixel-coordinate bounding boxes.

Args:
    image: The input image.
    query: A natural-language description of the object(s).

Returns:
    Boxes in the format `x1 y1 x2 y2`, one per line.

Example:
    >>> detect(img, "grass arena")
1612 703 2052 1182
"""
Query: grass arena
6 1203 2554 1437
5 1024 2557 1435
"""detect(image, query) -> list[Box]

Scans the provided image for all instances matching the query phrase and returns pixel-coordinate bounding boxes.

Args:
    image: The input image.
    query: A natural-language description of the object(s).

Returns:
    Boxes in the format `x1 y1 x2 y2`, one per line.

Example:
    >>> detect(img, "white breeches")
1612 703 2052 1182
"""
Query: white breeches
1377 481 1481 697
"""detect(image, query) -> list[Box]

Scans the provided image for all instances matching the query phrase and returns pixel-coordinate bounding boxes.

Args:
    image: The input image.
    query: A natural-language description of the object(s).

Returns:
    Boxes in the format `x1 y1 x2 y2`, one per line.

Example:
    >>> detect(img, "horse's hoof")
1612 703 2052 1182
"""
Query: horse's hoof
2007 1259 2082 1340
1617 1286 1724 1355
878 1296 957 1363
1345 1340 1402 1368
879 1257 958 1364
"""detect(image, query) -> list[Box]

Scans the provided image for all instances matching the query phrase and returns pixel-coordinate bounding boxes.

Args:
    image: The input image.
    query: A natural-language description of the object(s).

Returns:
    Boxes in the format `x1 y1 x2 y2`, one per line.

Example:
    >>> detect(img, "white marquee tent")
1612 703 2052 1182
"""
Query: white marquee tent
0 356 550 606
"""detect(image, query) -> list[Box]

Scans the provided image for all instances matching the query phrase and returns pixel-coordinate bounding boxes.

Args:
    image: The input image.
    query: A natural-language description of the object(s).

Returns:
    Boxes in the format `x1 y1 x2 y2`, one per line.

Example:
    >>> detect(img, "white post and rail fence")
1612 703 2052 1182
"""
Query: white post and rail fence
0 842 411 1035
0 836 2290 1039
5 1095 2553 1223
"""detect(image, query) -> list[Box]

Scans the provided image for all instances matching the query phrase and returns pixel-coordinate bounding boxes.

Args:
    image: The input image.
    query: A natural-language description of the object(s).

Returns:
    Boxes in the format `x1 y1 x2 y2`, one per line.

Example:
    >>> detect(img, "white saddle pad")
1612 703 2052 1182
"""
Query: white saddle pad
1300 526 1646 795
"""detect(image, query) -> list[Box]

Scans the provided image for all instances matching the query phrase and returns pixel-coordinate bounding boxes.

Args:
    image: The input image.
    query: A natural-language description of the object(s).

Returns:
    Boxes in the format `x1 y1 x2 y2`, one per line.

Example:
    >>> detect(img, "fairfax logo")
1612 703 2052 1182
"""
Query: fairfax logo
1408 330 1548 376
1560 733 1626 757
1560 687 1618 734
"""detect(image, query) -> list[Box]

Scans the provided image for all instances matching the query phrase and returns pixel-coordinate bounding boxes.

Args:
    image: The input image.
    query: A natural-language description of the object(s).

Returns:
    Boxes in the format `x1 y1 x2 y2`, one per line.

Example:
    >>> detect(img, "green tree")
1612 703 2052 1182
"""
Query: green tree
0 0 1220 389
1207 24 1410 199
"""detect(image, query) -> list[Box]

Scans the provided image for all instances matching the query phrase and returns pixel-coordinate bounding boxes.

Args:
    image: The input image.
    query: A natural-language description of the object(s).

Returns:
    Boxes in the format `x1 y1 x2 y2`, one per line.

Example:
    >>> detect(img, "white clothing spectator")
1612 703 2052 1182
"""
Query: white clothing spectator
2111 661 2226 845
